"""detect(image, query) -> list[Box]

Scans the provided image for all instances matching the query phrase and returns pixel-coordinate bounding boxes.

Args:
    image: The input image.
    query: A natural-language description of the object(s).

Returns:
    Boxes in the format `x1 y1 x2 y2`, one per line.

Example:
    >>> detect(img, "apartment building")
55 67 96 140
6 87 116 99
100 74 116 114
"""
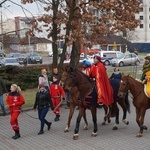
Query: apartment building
132 0 150 43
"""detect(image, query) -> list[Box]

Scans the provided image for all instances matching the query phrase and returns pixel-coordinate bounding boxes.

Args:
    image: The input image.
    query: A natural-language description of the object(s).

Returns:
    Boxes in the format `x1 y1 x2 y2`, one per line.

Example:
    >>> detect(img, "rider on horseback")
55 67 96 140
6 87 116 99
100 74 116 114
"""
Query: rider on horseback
89 55 114 106
141 56 150 98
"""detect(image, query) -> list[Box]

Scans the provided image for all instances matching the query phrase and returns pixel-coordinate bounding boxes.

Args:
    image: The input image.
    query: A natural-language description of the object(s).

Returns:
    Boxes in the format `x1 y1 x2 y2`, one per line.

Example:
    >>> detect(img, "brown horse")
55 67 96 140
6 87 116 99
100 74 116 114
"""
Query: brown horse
61 67 130 139
118 74 150 137
61 67 130 132
61 68 88 133
63 67 97 139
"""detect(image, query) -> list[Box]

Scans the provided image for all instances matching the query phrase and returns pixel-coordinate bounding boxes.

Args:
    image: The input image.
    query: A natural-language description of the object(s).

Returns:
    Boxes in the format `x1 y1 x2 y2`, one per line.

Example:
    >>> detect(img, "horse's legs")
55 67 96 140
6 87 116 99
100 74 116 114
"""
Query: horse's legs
136 108 147 137
117 98 129 125
90 106 98 136
73 106 85 140
102 105 111 125
64 103 76 132
82 109 88 130
111 102 119 130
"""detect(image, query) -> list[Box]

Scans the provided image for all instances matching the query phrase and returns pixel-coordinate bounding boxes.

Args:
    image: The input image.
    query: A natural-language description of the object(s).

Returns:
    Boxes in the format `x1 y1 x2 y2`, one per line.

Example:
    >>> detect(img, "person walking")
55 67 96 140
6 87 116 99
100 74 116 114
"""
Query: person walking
6 84 25 140
89 55 114 106
50 68 61 84
50 75 65 122
33 84 54 135
110 67 122 80
38 68 50 91
0 78 8 116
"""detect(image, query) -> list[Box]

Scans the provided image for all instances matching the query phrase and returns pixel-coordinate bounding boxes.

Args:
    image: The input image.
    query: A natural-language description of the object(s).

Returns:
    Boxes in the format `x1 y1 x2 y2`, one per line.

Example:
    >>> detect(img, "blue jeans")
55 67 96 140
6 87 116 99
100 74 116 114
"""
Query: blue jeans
0 95 6 114
38 107 49 131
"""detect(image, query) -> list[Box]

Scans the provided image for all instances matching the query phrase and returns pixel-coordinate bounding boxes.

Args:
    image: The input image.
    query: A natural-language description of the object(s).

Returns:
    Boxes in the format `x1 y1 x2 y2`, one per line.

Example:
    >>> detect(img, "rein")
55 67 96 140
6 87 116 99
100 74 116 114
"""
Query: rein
119 78 142 100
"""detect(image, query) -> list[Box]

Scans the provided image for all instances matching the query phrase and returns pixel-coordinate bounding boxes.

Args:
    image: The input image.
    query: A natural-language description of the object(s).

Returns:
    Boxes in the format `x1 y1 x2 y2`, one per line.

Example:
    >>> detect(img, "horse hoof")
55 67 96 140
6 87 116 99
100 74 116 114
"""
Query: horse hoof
122 119 129 125
136 132 142 137
73 134 79 140
102 122 106 125
64 129 69 133
83 126 88 130
112 126 118 130
91 132 97 137
143 126 147 130
108 119 111 123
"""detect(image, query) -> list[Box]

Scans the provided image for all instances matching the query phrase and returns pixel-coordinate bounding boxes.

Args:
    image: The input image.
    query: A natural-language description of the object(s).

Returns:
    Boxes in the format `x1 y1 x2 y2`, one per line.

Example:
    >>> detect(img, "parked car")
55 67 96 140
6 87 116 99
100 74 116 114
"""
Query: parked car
24 52 43 64
0 58 20 67
98 50 123 65
48 52 53 57
7 53 26 64
110 53 140 67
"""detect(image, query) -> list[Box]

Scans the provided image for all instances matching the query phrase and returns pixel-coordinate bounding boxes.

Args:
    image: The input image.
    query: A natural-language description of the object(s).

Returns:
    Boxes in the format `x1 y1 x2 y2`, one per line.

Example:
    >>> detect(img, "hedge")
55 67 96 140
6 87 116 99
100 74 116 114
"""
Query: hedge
0 64 52 91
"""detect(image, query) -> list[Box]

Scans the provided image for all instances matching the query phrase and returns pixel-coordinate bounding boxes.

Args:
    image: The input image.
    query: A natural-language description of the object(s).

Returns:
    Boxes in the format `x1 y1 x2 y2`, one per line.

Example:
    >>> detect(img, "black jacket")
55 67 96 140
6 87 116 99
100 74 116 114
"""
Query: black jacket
33 89 53 110
0 78 7 96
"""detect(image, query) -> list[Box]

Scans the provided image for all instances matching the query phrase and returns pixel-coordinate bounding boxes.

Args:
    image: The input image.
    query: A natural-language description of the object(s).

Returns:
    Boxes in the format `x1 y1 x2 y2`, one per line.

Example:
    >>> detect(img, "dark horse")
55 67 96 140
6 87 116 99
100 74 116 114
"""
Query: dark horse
102 79 130 130
118 74 150 137
63 67 98 139
62 67 130 139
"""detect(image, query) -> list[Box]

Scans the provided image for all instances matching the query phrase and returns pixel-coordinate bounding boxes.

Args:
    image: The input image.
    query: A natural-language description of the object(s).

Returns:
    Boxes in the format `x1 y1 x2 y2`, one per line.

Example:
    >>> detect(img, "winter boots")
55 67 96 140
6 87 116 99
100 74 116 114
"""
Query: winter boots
12 130 21 140
47 122 52 130
54 115 60 122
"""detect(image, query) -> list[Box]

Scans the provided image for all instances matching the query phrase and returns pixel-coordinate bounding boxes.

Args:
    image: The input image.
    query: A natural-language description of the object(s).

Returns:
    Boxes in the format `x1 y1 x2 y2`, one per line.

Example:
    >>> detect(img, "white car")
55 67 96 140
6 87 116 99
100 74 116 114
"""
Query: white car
64 56 94 64
48 52 53 57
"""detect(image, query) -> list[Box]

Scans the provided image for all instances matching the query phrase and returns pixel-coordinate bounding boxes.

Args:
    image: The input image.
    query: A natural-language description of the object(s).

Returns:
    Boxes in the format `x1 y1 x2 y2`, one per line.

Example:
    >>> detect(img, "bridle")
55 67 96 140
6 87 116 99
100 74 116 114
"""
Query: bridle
118 78 141 99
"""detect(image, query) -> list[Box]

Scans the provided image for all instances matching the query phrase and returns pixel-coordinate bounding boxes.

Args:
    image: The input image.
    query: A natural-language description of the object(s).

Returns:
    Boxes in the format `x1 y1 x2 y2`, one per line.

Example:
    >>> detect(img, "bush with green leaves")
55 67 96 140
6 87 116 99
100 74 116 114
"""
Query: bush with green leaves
0 65 52 91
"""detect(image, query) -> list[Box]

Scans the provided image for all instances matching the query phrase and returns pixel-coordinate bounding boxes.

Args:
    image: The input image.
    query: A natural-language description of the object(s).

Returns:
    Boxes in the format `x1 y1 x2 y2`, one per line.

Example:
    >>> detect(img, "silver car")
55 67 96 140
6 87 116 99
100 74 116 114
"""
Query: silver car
0 58 20 67
111 53 140 67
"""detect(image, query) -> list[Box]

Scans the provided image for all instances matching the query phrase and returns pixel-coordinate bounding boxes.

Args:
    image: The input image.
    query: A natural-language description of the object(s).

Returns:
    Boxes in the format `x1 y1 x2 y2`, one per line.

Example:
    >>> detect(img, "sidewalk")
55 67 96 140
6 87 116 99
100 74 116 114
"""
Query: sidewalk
0 103 150 150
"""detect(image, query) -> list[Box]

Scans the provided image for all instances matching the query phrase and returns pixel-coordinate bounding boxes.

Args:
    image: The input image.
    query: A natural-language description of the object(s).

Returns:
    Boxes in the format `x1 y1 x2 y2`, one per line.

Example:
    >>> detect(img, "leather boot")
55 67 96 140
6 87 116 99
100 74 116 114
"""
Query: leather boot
12 130 21 140
47 122 52 130
54 115 60 122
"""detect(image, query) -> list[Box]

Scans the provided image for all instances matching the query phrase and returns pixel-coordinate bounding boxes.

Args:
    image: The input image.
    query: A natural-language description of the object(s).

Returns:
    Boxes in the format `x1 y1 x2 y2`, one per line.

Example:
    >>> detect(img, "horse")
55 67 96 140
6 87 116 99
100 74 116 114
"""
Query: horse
61 68 88 133
62 67 130 139
118 74 150 137
102 79 130 130
63 67 98 139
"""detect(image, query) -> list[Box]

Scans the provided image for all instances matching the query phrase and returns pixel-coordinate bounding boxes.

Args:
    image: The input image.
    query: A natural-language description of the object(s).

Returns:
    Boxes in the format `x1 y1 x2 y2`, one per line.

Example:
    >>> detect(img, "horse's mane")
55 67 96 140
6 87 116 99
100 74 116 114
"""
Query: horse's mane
76 69 93 84
124 75 143 90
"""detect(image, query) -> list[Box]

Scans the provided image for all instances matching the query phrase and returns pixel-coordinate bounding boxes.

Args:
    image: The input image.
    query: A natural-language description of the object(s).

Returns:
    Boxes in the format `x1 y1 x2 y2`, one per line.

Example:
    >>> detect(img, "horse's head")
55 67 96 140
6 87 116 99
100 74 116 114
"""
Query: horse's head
63 68 79 90
60 67 68 87
118 74 130 98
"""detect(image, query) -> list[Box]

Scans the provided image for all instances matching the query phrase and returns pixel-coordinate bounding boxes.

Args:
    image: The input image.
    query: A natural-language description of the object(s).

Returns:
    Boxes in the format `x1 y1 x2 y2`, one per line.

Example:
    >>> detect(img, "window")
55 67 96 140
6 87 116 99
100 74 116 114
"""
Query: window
140 16 143 20
140 24 144 28
141 7 143 12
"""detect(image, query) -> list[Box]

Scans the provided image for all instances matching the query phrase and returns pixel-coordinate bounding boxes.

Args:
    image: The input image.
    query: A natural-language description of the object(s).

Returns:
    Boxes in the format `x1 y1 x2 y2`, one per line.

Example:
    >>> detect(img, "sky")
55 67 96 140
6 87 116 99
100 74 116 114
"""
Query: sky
0 0 45 20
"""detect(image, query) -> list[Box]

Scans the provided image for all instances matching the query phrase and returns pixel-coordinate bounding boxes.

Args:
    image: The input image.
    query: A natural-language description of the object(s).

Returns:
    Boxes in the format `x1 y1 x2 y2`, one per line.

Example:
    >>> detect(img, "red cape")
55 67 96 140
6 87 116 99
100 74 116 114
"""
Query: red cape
90 62 114 106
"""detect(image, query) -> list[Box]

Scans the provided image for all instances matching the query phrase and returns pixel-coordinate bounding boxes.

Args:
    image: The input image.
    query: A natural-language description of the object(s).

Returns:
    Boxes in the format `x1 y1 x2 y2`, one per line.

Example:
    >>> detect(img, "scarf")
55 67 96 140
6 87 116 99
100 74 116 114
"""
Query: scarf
142 62 150 74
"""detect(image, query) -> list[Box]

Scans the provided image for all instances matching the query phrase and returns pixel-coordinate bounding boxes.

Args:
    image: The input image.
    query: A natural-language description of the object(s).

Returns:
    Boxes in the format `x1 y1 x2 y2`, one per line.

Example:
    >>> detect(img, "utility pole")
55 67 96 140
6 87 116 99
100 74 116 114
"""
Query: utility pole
0 0 7 53
1 11 3 51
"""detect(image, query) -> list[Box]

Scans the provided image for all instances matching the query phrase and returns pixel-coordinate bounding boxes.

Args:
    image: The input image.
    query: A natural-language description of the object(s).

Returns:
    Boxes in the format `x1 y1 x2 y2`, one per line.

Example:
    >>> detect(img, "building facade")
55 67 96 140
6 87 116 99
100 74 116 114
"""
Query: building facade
132 0 150 43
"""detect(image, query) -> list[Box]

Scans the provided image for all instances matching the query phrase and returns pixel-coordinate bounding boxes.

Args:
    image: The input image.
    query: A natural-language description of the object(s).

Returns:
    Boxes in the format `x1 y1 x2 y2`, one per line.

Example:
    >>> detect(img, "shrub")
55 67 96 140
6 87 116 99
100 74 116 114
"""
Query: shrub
0 65 52 91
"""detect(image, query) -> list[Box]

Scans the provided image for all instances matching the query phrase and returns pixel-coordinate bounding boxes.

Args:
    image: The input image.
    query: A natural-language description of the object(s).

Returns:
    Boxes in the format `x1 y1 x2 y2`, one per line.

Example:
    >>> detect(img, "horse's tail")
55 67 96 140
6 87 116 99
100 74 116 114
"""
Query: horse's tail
124 92 130 114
